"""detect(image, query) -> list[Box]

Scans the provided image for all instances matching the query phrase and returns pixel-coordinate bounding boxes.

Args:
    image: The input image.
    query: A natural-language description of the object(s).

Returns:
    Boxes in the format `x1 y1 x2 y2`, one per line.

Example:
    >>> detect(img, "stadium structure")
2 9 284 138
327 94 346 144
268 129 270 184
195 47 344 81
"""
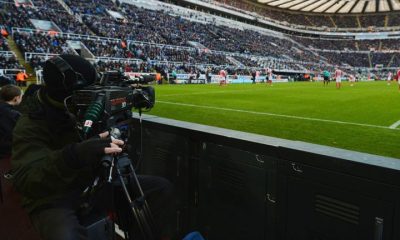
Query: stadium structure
0 0 400 83
1 0 400 240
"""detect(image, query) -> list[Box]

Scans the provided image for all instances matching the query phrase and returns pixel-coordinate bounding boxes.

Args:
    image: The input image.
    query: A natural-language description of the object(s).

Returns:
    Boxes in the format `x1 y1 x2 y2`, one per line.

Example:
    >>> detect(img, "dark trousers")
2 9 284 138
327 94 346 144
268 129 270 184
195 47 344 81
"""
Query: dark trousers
30 175 174 240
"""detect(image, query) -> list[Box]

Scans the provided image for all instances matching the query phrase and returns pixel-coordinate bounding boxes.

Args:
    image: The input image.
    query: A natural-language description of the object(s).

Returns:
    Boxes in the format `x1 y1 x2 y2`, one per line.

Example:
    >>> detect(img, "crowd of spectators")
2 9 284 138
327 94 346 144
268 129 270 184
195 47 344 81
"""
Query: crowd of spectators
82 39 132 58
358 15 386 27
293 36 400 52
81 3 321 63
64 0 119 16
0 34 24 70
0 55 23 70
370 52 392 67
0 1 92 35
388 15 400 27
13 31 71 55
357 40 381 51
329 15 358 28
389 53 400 66
320 52 370 67
1 0 400 75
1 35 10 51
293 37 355 50
31 0 65 11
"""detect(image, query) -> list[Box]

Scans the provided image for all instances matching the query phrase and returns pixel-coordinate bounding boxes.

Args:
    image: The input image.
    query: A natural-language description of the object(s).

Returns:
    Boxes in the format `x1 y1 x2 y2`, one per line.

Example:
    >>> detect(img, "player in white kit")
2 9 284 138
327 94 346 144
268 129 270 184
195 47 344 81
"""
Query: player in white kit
387 71 392 86
335 68 342 89
349 74 355 87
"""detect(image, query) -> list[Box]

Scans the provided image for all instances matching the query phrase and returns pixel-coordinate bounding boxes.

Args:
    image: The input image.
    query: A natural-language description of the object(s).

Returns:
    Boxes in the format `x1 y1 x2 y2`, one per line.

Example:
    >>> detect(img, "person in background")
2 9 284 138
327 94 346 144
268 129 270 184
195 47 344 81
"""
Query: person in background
205 67 211 84
219 69 227 86
349 74 356 87
1 28 8 38
16 71 28 87
251 70 256 84
266 68 273 86
322 69 331 86
334 67 342 89
171 69 177 84
396 68 400 91
0 71 13 87
0 85 22 158
387 71 392 86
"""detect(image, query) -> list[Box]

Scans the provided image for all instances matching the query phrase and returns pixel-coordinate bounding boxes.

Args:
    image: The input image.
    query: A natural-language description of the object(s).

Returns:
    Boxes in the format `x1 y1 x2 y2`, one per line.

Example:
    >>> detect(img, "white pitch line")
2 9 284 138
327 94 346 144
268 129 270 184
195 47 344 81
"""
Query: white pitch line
389 120 400 129
161 88 260 97
157 100 398 131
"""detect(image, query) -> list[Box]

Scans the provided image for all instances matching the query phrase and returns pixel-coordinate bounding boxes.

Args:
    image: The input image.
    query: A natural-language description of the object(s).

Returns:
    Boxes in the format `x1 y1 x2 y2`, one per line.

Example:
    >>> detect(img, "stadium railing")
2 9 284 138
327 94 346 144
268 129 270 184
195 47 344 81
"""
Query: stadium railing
0 51 17 58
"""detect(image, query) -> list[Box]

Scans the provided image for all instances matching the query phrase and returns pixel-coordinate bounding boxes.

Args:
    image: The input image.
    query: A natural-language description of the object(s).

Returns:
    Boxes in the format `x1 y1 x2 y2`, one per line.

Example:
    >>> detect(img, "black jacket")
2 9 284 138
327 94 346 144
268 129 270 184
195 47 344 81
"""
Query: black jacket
0 101 21 157
11 90 94 213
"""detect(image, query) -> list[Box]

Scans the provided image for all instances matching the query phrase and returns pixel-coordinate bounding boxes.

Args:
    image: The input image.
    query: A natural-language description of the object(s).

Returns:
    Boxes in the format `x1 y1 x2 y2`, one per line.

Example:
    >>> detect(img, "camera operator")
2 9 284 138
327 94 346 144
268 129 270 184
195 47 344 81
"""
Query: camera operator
10 55 173 240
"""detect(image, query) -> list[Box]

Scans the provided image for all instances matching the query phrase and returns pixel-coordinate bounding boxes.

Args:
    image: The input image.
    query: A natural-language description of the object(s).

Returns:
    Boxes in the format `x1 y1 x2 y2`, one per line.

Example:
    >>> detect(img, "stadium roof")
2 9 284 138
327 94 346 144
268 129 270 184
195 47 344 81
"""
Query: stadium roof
257 0 400 14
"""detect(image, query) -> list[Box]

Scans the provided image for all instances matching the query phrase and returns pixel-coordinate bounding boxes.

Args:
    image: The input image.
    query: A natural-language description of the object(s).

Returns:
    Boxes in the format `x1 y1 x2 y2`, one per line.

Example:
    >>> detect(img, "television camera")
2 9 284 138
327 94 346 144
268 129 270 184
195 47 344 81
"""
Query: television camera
69 71 158 240
71 71 155 139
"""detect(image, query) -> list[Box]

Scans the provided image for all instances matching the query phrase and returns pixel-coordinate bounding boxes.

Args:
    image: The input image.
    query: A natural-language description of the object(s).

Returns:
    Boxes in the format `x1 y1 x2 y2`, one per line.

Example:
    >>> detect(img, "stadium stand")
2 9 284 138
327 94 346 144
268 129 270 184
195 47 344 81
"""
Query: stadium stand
0 0 398 81
0 1 92 35
211 0 400 30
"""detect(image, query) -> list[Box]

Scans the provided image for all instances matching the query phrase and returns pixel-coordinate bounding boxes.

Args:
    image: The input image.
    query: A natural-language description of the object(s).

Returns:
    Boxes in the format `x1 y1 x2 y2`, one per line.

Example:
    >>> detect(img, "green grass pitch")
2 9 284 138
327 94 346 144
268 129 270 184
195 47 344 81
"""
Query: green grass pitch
147 81 400 159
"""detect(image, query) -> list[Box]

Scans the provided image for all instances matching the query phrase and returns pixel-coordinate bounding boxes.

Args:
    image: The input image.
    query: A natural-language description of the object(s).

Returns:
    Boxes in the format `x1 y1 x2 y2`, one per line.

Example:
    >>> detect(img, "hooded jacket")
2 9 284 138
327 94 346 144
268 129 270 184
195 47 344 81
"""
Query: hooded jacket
0 101 21 157
10 89 95 214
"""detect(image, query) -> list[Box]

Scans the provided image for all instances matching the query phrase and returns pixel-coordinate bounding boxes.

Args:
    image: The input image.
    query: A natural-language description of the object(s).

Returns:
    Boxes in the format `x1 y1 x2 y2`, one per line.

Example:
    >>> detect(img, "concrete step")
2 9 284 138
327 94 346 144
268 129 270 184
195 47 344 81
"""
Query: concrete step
6 35 37 86
6 36 35 75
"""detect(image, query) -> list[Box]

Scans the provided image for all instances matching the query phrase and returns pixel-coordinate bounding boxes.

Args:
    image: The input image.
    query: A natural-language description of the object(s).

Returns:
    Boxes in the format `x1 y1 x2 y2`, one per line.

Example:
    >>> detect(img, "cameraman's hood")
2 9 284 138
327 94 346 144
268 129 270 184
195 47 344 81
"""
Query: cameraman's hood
43 55 97 102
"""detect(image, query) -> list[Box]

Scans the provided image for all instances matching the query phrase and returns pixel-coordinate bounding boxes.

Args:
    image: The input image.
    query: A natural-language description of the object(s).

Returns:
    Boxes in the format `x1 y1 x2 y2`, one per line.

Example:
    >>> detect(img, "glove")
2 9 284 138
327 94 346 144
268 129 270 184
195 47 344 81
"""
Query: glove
75 137 112 165
63 137 112 169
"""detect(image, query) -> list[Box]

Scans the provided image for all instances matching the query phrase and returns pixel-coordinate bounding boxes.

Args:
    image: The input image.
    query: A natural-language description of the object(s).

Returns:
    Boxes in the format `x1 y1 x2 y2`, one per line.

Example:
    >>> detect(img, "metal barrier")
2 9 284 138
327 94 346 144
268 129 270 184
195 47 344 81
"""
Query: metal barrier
128 114 400 240
0 51 17 58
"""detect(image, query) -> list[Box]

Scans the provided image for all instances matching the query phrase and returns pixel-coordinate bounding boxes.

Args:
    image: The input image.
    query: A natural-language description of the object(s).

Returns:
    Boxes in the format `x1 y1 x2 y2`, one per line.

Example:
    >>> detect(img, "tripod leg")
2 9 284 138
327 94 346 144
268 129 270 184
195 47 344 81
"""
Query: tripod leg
128 165 158 231
115 166 156 240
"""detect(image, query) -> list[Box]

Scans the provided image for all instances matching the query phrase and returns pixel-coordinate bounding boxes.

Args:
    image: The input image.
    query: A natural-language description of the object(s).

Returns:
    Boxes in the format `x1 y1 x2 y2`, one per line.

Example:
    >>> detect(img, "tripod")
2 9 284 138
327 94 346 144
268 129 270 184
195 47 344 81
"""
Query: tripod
101 150 158 240
81 124 158 240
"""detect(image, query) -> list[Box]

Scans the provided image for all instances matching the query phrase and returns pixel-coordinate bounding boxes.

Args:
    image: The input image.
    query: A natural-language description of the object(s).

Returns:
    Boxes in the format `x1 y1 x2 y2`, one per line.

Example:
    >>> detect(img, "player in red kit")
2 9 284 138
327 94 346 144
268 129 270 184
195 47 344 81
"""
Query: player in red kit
397 69 400 91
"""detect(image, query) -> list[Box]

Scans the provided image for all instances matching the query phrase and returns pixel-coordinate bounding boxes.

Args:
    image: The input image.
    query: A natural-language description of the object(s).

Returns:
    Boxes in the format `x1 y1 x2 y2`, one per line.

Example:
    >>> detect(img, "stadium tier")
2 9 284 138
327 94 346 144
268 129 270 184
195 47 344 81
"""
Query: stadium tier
0 0 399 78
212 0 399 30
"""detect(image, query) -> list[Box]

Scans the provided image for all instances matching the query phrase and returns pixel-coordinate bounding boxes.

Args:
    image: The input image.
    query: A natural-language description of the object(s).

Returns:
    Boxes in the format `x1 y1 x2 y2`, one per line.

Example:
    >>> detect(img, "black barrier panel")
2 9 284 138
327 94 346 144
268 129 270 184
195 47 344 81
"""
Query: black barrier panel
279 161 397 240
198 143 265 240
129 114 400 240
264 155 278 240
129 124 192 239
276 148 400 240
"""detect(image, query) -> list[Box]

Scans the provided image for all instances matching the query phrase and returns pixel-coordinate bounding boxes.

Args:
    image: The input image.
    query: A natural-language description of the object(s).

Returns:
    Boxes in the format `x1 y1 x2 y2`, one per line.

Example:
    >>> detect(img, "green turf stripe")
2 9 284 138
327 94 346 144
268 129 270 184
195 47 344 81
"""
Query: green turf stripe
157 100 399 131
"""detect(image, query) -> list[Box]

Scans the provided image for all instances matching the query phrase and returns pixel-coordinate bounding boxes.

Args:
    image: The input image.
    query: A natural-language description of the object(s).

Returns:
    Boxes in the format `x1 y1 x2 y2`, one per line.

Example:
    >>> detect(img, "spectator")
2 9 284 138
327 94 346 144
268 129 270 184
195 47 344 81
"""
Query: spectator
0 84 22 158
16 71 28 87
1 28 8 38
0 72 13 87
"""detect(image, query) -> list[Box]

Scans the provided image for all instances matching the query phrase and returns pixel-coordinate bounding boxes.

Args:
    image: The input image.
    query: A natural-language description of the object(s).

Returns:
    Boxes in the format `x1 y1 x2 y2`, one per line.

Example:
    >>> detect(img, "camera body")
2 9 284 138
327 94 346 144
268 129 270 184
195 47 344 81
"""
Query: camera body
71 71 155 138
